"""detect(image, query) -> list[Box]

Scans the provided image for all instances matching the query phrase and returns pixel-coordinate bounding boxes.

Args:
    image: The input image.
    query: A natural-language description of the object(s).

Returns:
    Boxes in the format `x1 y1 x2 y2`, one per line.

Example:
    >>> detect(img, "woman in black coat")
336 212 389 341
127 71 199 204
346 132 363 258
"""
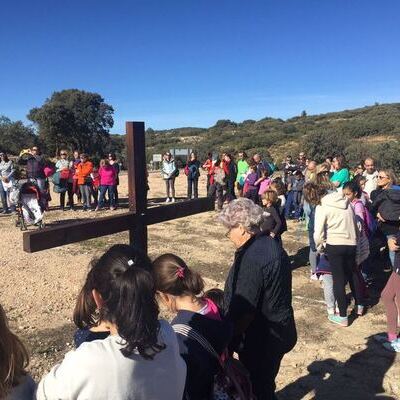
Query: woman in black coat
219 198 297 400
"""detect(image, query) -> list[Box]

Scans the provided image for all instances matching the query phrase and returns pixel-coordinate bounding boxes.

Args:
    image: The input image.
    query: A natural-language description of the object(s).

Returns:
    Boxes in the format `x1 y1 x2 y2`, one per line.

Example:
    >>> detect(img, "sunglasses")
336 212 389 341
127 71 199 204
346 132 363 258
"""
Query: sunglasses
378 175 388 179
61 153 67 156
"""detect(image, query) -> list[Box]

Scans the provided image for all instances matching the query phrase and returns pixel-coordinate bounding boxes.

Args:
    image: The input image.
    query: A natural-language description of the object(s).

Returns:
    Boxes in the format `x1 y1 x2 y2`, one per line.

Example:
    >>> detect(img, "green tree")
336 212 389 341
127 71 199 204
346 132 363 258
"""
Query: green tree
28 89 114 156
302 129 350 162
0 116 37 155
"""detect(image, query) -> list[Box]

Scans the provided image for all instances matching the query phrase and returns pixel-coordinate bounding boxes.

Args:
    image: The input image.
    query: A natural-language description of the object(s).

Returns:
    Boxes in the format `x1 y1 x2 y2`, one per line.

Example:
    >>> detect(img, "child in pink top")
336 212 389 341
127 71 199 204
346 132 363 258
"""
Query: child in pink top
96 160 117 211
258 177 272 196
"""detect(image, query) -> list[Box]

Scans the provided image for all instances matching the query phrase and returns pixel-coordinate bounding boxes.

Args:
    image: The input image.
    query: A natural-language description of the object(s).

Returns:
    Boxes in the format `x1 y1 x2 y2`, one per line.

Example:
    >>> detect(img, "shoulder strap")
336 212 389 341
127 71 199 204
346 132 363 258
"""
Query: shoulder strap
172 324 220 360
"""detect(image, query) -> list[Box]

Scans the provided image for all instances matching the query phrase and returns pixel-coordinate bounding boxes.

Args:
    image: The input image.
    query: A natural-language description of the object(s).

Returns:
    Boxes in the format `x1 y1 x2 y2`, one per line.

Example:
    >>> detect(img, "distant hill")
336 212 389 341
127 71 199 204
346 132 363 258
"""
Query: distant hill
136 103 400 170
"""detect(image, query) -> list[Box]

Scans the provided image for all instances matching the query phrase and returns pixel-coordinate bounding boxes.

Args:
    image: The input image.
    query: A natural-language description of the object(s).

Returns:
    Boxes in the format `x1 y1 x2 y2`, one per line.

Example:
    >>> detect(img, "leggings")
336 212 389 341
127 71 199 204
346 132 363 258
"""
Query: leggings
60 182 74 208
165 178 175 198
326 244 359 317
381 272 400 336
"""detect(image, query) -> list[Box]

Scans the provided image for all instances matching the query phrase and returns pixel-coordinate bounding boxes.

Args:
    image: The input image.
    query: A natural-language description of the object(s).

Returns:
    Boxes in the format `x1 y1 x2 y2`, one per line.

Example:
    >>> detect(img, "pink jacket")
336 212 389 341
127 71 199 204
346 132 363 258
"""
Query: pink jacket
99 166 116 186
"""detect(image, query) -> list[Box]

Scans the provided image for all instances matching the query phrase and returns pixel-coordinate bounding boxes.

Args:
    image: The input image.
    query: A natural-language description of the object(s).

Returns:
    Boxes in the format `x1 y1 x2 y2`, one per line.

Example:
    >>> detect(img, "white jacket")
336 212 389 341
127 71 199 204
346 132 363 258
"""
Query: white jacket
161 159 176 179
314 191 357 249
35 320 186 400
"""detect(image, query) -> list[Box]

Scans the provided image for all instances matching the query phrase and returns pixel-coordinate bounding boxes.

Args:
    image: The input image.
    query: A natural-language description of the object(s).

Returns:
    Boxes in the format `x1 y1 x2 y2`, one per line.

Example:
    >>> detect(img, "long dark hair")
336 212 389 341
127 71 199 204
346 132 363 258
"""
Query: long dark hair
73 244 164 359
343 180 362 199
0 152 9 162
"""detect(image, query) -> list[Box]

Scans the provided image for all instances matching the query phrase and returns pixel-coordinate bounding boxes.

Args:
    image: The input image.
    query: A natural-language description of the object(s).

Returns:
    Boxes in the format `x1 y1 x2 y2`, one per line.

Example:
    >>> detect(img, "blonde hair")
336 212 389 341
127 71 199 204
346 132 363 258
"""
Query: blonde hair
0 305 29 397
379 168 397 187
261 189 278 205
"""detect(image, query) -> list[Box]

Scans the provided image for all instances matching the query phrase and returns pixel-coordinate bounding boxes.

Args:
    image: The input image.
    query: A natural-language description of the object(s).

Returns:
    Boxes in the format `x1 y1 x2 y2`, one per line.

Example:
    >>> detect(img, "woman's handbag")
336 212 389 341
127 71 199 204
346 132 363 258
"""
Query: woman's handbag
173 324 255 400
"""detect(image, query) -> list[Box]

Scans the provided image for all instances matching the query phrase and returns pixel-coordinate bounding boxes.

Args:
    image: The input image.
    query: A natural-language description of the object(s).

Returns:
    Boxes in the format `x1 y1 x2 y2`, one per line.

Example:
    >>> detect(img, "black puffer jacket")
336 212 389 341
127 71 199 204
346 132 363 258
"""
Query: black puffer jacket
371 187 400 222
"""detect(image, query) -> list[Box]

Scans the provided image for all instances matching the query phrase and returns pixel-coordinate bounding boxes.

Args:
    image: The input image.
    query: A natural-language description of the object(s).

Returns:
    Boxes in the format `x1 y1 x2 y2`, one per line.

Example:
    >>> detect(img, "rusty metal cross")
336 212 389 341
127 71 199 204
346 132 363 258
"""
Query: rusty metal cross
23 122 214 253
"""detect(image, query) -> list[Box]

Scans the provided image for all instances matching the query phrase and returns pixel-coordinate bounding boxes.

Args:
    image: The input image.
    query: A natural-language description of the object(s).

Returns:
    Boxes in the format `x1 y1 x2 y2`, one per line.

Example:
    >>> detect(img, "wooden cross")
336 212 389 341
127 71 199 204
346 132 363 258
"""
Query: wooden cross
23 122 214 253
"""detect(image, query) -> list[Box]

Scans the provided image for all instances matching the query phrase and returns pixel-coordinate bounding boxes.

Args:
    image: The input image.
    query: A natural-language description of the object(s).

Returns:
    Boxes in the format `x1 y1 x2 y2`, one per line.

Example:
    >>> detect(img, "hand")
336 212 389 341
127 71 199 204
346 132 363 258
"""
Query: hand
388 238 400 252
270 232 276 238
377 212 386 222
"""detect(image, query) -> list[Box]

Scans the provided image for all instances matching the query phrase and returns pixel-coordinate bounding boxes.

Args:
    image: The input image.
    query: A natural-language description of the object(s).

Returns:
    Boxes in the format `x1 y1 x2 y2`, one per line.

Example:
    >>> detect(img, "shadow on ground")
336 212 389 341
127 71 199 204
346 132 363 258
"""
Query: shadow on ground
277 336 396 400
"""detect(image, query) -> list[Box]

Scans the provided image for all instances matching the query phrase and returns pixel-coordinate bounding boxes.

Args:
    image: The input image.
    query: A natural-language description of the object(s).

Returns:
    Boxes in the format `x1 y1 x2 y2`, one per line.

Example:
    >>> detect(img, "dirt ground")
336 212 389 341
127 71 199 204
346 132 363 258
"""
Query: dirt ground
0 171 399 399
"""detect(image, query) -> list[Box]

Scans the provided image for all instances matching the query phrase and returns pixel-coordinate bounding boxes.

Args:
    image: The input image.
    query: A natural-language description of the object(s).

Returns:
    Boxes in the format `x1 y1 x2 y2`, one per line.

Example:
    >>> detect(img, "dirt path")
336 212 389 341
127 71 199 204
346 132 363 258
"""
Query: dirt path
0 172 398 399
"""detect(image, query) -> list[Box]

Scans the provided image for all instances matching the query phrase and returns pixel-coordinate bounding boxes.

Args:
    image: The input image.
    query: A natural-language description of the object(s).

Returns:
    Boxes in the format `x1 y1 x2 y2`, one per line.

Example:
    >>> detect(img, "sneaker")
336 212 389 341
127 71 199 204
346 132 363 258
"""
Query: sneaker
166 198 171 203
327 307 335 316
356 305 365 316
382 339 400 353
95 207 100 212
110 207 116 211
171 197 175 203
310 273 319 281
328 314 348 327
82 207 87 212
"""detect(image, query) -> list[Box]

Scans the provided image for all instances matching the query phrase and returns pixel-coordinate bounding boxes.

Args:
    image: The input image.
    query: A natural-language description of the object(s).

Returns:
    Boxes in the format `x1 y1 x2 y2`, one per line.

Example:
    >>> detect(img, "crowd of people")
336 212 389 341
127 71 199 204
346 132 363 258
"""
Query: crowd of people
161 150 399 348
0 147 121 214
1 148 400 400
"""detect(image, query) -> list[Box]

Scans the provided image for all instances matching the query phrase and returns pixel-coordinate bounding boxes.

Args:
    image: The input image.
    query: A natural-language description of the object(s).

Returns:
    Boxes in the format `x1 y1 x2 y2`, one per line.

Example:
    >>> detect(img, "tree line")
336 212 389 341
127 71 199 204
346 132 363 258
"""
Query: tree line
1 90 400 172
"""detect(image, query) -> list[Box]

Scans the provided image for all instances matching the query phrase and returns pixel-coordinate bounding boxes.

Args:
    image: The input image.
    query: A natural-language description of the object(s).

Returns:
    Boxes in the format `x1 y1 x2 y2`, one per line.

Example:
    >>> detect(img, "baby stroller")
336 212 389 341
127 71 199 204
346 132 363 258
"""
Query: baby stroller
9 179 45 231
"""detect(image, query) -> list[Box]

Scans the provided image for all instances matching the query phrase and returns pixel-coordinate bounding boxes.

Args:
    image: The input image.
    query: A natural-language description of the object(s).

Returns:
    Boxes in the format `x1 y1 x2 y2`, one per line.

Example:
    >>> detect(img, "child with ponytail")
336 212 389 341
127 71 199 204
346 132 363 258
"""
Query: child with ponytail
36 245 186 400
152 254 232 400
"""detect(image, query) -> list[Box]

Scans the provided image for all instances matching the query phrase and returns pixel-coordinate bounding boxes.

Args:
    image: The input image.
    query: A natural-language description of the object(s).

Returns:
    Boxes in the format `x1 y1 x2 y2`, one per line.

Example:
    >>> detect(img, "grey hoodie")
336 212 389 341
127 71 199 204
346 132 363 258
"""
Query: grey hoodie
314 191 357 248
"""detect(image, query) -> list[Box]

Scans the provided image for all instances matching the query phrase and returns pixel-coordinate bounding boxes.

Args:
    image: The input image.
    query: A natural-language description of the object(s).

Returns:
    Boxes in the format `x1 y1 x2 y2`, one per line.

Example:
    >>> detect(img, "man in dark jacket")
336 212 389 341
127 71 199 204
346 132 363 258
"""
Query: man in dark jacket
253 153 271 179
25 146 46 191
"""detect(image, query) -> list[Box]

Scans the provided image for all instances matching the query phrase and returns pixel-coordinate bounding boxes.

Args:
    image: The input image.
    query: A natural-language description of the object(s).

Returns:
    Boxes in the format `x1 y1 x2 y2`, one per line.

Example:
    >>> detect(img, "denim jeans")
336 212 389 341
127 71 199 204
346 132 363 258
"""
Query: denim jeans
80 184 91 209
386 234 396 266
98 185 115 208
187 177 199 199
0 182 8 211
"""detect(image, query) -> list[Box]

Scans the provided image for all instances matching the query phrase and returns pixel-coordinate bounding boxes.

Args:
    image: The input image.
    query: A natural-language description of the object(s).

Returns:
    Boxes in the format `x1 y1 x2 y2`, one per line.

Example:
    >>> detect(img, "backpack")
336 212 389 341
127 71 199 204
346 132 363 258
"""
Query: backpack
354 199 377 238
173 324 255 400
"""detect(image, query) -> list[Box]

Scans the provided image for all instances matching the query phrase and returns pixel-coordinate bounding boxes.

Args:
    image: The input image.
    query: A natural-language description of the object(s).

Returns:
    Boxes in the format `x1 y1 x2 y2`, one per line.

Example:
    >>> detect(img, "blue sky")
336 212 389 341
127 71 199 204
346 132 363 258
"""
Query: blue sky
1 0 399 133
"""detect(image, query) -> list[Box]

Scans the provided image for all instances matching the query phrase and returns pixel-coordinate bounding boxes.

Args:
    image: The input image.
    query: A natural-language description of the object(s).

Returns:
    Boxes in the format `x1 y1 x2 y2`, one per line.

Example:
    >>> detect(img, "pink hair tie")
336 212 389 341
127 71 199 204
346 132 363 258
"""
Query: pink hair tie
176 266 185 279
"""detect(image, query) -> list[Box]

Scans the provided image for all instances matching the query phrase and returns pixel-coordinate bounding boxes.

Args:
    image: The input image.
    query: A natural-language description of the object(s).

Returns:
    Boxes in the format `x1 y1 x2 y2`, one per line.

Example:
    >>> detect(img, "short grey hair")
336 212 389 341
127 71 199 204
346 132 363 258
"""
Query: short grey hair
218 198 263 234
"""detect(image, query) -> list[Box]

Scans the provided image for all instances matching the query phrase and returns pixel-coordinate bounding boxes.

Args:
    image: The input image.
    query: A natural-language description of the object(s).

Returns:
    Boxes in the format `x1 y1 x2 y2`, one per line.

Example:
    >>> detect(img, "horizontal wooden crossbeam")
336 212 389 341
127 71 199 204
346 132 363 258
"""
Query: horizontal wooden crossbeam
22 197 215 253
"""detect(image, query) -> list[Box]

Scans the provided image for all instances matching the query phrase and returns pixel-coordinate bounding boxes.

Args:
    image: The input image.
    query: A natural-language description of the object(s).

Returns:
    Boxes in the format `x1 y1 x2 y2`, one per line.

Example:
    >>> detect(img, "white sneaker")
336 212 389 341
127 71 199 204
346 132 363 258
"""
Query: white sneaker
171 197 175 203
310 273 319 281
166 198 171 203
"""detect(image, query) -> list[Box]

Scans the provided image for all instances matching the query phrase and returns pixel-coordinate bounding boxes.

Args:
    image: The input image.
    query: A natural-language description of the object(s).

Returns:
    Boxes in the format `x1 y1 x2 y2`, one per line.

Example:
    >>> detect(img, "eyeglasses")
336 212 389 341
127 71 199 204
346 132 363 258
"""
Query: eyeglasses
61 153 67 156
32 148 38 152
378 175 388 179
225 228 232 238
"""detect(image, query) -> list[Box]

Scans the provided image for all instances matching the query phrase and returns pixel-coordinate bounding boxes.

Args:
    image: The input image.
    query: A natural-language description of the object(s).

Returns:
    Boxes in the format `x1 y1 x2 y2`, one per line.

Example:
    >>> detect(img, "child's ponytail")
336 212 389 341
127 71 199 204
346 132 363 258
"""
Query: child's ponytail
152 253 205 297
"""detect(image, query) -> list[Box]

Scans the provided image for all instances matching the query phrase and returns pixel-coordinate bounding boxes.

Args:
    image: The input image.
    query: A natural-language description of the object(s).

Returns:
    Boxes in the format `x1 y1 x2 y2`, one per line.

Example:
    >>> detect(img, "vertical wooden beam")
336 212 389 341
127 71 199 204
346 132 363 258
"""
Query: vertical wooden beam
126 121 148 253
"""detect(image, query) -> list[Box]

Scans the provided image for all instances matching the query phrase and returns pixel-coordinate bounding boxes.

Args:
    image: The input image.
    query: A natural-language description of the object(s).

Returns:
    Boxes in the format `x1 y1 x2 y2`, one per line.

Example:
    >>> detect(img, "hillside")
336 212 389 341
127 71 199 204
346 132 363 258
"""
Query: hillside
141 103 400 170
